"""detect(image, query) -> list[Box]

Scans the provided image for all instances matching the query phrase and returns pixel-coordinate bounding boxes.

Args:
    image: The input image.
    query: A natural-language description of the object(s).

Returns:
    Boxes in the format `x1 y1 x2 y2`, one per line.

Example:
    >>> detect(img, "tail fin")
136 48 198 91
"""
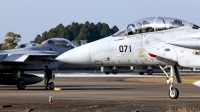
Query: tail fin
80 40 87 45
71 41 79 47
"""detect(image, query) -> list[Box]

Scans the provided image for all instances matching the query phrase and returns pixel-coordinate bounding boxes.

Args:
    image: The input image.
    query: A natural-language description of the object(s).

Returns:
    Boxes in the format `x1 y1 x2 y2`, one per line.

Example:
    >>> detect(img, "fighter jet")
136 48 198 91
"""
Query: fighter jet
0 38 76 90
56 17 200 99
103 65 169 75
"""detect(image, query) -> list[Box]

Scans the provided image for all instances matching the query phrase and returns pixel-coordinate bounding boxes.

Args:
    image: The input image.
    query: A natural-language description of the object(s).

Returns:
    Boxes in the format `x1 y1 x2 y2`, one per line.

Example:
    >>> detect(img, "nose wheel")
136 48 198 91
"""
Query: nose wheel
48 82 55 90
159 65 180 99
168 87 179 99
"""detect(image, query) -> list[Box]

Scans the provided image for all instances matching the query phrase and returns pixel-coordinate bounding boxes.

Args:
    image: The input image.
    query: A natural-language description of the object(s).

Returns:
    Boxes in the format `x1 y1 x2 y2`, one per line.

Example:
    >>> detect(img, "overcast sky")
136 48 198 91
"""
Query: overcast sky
1 0 200 44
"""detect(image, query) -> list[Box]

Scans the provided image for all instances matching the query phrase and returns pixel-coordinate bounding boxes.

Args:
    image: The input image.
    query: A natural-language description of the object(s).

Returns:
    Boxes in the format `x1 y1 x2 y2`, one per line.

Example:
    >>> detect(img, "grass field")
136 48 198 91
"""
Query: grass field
124 73 200 83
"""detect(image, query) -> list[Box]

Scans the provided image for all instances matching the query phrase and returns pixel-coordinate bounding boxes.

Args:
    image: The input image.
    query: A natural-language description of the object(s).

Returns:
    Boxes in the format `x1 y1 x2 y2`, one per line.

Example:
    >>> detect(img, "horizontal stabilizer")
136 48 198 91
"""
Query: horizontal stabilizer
2 54 29 62
0 54 8 62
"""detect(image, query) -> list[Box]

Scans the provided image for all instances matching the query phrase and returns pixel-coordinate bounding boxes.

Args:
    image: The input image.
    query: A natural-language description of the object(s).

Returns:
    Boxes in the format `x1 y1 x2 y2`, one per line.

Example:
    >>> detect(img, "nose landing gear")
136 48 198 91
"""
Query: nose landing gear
48 72 55 90
159 65 181 99
48 82 55 90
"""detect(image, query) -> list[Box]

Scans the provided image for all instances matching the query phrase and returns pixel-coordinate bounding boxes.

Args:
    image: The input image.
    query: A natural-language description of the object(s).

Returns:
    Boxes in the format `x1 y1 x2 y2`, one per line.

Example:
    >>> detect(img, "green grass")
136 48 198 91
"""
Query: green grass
64 105 69 108
140 104 145 108
87 106 94 109
167 104 173 108
71 109 77 112
124 76 200 83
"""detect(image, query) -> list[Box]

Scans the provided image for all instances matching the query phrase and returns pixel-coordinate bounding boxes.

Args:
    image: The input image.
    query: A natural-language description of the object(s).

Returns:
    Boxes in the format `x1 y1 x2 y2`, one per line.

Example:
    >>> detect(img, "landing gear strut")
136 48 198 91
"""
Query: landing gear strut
159 65 180 99
112 66 117 74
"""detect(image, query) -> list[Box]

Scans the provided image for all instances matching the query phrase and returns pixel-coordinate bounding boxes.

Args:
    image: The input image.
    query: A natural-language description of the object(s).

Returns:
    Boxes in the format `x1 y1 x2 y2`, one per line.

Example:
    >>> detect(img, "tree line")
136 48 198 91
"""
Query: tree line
33 21 119 44
1 32 21 50
1 21 119 50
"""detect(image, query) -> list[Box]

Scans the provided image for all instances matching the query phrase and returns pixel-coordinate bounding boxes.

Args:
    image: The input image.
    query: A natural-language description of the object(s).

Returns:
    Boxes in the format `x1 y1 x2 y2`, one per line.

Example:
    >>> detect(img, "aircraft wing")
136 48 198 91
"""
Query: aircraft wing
146 41 200 68
0 50 60 62
166 37 200 50
2 54 29 62
0 54 8 62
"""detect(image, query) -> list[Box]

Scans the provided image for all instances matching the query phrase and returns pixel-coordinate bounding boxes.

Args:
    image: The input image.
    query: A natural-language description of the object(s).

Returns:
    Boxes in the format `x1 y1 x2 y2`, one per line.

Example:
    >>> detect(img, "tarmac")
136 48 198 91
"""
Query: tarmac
0 73 200 112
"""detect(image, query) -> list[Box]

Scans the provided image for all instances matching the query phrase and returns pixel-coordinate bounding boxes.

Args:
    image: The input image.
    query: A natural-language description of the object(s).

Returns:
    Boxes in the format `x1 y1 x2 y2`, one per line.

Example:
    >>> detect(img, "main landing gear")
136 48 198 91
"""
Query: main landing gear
159 65 182 99
112 66 118 74
17 78 26 90
17 71 26 90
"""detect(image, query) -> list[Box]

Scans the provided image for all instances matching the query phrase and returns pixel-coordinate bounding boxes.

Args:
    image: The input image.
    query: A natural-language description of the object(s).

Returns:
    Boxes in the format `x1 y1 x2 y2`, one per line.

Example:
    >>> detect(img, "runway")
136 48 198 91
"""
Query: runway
1 74 200 111
35 72 165 78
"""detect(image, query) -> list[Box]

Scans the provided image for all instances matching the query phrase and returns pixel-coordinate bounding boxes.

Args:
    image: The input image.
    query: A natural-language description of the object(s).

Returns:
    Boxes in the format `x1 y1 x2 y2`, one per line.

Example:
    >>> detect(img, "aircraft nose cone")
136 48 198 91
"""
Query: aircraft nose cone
56 43 91 64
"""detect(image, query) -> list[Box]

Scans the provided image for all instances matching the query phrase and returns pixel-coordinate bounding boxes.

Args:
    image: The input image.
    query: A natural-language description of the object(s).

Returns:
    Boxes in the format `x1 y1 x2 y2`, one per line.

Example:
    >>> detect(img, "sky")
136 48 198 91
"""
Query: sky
1 0 200 44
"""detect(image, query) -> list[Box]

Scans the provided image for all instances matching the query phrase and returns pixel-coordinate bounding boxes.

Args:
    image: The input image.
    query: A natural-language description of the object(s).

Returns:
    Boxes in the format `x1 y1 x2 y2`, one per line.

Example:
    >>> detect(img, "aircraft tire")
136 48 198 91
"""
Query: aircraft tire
113 70 118 74
147 70 153 75
139 72 144 75
17 78 26 90
105 72 110 74
49 82 55 90
168 87 179 99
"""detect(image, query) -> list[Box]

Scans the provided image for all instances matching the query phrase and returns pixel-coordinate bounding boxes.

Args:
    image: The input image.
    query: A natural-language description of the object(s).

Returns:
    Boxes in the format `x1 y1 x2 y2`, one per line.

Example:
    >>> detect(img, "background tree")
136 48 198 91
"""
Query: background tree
33 22 119 44
34 35 42 44
1 32 21 50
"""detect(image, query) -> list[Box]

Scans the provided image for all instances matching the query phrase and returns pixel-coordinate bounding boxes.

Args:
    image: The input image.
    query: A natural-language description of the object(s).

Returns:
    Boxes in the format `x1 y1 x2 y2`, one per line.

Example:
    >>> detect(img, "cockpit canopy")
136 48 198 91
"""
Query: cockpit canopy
113 17 189 37
41 38 76 48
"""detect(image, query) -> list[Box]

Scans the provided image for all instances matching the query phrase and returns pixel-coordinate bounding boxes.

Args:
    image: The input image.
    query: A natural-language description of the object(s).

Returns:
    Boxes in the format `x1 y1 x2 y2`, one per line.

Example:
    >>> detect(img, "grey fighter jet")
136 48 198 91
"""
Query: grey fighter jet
56 17 200 99
0 38 76 90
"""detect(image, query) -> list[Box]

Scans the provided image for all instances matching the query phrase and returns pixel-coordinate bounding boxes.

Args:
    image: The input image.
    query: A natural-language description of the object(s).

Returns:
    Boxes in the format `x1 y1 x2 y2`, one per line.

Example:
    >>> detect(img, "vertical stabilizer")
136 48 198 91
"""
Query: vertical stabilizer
72 40 87 47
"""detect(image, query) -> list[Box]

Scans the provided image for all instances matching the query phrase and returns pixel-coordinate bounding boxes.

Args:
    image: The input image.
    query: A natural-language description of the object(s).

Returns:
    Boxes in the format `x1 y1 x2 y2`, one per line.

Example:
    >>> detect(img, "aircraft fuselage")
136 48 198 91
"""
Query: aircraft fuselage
57 24 200 68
